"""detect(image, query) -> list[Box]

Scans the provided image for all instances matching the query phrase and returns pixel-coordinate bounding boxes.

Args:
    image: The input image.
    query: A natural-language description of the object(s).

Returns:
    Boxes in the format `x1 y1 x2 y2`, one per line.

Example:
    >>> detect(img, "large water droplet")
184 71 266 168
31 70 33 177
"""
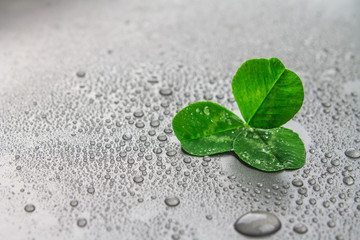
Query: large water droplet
345 148 360 159
234 211 281 237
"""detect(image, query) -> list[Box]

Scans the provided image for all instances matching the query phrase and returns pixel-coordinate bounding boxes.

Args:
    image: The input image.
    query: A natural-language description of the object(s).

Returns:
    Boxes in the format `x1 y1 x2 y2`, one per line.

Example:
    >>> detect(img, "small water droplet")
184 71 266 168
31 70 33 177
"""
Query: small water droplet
325 153 333 158
70 200 78 207
133 110 144 118
157 134 168 141
76 71 86 78
24 204 35 213
203 106 210 115
87 187 95 194
135 121 145 128
165 197 180 207
293 223 308 234
150 120 160 127
77 218 87 227
343 176 355 185
327 221 336 228
133 176 144 183
122 134 132 141
292 179 304 187
159 88 173 96
234 211 281 237
166 150 177 157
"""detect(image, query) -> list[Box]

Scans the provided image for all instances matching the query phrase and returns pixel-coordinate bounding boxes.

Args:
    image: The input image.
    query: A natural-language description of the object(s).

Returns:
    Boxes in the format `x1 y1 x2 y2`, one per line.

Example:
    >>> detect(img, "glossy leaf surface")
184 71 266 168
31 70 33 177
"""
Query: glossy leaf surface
232 58 304 128
233 127 305 171
172 101 244 156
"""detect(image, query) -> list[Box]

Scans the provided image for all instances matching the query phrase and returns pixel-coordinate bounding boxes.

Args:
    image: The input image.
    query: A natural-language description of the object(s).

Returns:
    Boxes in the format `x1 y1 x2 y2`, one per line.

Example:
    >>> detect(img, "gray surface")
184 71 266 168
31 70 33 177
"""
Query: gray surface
0 0 359 239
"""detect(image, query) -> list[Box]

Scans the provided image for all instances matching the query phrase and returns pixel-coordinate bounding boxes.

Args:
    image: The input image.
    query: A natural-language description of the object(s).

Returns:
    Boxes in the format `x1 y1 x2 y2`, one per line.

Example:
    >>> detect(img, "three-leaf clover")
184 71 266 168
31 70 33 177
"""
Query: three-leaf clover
172 58 305 172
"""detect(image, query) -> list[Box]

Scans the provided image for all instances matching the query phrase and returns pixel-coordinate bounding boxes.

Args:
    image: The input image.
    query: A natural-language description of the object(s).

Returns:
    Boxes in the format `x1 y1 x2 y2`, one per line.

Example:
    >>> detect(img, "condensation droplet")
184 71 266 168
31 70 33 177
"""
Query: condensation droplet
87 187 95 194
293 223 308 234
135 121 145 128
133 110 144 118
343 176 355 186
150 120 160 127
166 150 177 157
77 218 87 227
70 200 78 207
159 88 173 96
24 204 36 213
157 134 167 141
292 179 304 187
345 148 360 159
76 71 86 78
133 176 144 183
164 197 180 207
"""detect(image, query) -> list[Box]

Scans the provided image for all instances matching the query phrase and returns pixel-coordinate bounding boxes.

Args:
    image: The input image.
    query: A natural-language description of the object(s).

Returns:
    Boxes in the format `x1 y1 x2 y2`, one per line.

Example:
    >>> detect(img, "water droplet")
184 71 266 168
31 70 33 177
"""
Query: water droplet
166 150 177 157
122 134 132 141
203 106 210 115
77 218 87 227
293 223 308 234
164 197 180 207
70 200 78 207
157 134 167 141
325 153 333 158
150 120 160 127
234 211 281 237
292 179 303 187
345 148 360 159
24 204 35 213
343 176 355 185
322 102 332 108
327 221 336 228
331 159 340 166
336 235 345 240
76 71 86 78
135 121 145 128
133 176 144 183
309 198 317 205
133 110 144 118
159 88 173 96
87 187 95 194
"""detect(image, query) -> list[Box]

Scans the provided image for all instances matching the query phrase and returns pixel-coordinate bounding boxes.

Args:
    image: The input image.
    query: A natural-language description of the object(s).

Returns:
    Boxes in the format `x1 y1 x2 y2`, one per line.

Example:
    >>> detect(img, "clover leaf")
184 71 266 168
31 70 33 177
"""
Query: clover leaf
172 58 306 172
172 101 244 156
233 127 305 171
232 58 304 129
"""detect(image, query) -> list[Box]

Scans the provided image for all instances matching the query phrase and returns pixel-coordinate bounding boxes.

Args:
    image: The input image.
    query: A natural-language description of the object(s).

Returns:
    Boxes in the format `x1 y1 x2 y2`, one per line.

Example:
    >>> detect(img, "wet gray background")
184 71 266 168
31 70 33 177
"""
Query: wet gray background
0 0 359 239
